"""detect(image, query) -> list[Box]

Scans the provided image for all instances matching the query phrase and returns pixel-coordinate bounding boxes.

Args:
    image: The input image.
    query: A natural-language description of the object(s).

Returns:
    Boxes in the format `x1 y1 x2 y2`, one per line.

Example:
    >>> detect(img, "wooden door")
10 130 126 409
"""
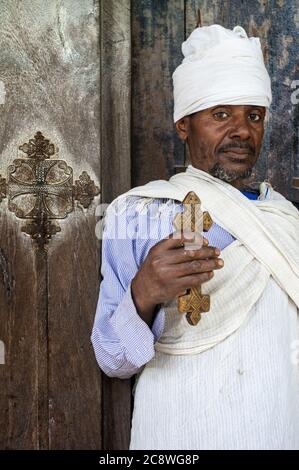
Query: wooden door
0 0 298 451
0 0 104 449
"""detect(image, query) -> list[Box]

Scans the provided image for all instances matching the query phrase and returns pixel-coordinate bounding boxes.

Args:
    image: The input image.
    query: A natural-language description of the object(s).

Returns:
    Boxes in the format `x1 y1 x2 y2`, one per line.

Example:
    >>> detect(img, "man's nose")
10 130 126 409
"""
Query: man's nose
228 115 251 140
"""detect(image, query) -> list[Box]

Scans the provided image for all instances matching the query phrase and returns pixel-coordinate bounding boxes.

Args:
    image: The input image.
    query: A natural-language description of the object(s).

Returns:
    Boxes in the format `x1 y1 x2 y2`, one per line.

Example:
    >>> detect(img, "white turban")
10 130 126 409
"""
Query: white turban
172 24 272 123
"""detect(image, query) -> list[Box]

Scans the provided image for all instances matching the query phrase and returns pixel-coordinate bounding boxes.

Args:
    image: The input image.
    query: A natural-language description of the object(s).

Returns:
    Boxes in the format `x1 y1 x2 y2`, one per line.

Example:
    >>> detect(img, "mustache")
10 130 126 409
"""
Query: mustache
218 141 255 154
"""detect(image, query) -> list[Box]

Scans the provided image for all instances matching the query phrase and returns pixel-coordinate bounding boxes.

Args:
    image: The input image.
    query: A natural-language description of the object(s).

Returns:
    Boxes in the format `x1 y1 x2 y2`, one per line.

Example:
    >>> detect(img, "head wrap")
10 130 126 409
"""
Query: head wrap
172 24 272 123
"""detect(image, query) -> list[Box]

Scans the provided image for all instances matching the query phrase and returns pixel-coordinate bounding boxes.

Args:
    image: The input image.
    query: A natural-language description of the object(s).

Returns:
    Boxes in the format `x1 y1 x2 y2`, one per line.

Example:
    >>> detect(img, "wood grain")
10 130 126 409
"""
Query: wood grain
0 0 298 453
0 222 39 449
131 0 185 186
0 0 102 449
100 0 132 451
101 0 132 202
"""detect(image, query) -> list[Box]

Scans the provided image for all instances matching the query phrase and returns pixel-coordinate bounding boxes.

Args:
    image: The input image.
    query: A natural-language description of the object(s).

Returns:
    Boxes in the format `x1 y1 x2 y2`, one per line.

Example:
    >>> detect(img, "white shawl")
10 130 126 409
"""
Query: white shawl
109 165 299 354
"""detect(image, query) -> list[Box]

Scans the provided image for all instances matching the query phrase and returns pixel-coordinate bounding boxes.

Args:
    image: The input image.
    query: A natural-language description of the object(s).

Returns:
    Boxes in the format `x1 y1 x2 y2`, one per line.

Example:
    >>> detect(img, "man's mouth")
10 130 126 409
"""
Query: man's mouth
220 149 251 162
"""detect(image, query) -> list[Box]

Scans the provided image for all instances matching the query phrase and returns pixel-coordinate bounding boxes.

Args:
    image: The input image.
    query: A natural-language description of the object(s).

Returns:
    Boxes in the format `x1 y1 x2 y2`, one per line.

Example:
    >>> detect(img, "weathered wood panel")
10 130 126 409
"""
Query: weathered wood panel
101 0 132 202
45 0 102 449
48 215 102 449
0 230 39 449
0 0 47 449
0 0 298 453
186 0 299 203
131 0 186 186
100 0 132 451
0 0 102 449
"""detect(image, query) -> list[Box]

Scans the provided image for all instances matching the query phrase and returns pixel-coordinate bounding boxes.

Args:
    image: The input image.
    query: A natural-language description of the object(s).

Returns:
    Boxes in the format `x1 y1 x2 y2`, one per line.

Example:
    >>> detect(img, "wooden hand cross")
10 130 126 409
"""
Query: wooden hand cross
173 191 213 326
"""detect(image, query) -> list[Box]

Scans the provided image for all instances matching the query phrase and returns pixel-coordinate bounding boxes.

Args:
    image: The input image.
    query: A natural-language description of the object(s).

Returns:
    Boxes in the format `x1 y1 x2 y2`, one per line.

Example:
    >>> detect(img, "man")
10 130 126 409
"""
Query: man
91 24 299 449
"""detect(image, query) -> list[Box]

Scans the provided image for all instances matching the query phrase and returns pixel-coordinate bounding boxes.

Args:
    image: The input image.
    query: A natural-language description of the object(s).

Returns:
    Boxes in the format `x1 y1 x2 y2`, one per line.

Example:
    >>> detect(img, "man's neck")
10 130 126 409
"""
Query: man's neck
187 164 259 192
229 179 247 191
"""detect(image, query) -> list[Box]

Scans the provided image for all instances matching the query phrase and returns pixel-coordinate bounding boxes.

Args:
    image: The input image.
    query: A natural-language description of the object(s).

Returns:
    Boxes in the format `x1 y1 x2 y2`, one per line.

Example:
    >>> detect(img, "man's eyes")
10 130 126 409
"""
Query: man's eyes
248 113 262 122
212 111 262 122
213 111 229 119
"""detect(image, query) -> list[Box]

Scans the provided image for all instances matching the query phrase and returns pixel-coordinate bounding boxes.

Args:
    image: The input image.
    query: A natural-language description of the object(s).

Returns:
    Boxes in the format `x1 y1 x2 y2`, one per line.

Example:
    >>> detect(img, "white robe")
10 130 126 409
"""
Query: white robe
129 271 299 450
109 165 299 449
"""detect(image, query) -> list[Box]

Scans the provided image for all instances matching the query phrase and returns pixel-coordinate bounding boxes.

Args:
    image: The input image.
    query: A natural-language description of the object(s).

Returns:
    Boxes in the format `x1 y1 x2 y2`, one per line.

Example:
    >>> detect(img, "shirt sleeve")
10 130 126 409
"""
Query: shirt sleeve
91 202 165 379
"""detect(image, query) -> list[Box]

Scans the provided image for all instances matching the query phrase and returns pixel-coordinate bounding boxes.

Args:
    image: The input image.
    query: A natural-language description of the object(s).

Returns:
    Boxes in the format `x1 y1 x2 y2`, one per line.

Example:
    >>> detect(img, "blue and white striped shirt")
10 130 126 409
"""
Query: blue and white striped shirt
91 190 259 379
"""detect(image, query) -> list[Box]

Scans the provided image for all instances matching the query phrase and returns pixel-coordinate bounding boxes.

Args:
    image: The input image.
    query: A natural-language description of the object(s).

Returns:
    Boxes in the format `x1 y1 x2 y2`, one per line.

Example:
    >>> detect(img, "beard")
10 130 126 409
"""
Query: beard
209 161 253 183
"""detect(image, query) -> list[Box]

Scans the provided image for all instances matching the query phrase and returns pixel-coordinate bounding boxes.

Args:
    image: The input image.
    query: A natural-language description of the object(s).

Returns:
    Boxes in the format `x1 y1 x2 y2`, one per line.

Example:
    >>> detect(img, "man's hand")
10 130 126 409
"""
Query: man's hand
131 232 224 327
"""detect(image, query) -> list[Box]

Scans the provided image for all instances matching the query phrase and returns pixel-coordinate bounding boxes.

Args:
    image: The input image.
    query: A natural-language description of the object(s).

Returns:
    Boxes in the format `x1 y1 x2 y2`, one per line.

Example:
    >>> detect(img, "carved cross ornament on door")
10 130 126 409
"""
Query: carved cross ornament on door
0 132 100 249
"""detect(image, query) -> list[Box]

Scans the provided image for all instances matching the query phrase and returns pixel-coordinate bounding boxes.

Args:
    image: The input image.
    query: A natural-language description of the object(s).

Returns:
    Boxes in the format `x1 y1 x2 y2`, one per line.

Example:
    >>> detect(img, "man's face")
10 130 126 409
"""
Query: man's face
175 104 266 189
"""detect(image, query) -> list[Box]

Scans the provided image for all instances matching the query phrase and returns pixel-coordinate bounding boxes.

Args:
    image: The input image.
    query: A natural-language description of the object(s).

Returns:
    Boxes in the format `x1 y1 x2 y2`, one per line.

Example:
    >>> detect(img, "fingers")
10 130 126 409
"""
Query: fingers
174 271 216 290
174 257 224 277
166 244 221 265
203 237 209 246
155 231 210 251
155 231 201 250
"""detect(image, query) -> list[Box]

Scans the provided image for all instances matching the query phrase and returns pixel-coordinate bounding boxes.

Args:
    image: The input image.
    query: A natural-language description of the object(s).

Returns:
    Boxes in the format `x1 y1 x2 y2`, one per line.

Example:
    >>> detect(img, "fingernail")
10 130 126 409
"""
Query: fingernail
215 249 220 255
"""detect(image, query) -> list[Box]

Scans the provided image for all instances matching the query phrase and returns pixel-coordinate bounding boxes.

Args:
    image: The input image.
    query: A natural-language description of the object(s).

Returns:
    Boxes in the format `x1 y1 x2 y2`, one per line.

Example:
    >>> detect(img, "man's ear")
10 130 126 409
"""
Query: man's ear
175 116 190 142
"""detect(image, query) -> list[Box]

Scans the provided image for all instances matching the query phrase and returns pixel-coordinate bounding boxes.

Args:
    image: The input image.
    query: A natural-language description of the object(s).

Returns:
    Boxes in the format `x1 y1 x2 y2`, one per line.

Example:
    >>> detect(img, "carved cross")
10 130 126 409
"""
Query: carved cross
173 191 213 326
0 131 100 248
8 159 73 219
